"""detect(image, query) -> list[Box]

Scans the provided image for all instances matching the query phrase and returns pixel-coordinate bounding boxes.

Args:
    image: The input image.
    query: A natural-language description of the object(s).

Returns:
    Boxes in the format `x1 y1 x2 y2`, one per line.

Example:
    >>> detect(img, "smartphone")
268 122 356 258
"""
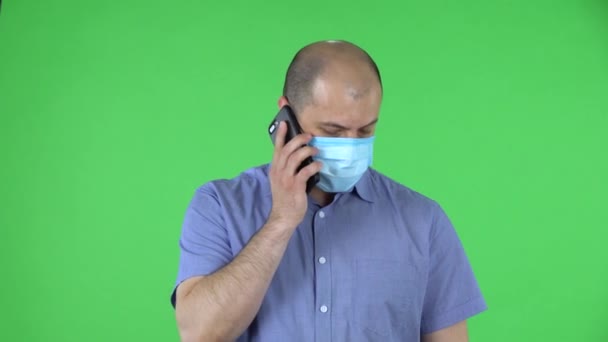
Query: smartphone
268 105 320 193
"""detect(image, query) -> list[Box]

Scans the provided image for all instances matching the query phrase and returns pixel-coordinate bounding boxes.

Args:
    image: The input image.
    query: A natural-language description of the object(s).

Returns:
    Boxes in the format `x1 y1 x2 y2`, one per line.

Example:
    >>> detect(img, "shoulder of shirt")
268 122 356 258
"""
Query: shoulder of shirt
192 163 270 200
366 167 441 212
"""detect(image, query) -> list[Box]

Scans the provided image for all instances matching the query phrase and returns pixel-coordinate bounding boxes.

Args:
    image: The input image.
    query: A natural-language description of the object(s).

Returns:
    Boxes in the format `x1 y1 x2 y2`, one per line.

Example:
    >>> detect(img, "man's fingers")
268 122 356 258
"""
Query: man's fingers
280 133 313 161
274 121 286 152
274 132 313 172
271 121 286 167
296 161 323 184
285 146 318 175
270 121 319 193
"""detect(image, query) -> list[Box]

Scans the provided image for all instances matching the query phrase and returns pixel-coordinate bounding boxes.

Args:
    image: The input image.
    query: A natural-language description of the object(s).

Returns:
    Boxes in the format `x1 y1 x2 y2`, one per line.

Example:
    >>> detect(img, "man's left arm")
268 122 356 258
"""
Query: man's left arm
420 201 487 339
422 320 468 342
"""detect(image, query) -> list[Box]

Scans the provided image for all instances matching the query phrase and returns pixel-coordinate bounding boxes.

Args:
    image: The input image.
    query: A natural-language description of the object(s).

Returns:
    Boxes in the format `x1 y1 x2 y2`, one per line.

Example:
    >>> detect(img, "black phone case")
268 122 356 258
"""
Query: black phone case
268 105 320 193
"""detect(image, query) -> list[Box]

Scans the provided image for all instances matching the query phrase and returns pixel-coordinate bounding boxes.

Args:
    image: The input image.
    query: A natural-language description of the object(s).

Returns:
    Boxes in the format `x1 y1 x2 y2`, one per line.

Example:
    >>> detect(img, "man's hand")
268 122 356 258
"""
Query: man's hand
422 320 468 342
267 121 322 228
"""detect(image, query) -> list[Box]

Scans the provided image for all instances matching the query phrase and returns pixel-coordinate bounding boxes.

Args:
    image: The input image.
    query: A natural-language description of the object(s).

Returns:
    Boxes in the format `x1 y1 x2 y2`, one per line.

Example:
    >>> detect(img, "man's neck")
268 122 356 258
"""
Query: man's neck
310 187 335 207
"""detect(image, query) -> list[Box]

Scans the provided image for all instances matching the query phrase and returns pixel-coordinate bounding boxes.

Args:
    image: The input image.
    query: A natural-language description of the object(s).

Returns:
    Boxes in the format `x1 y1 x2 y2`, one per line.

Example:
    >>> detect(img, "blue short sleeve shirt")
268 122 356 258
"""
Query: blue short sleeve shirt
171 164 487 341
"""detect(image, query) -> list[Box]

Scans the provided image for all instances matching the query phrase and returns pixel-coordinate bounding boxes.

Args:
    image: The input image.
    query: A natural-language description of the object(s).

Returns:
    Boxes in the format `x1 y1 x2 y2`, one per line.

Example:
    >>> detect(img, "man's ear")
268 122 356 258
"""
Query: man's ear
277 96 289 109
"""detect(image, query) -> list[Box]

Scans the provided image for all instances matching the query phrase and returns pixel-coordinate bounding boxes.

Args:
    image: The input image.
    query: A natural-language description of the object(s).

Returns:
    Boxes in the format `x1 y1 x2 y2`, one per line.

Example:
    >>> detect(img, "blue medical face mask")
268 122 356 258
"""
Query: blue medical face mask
308 136 375 193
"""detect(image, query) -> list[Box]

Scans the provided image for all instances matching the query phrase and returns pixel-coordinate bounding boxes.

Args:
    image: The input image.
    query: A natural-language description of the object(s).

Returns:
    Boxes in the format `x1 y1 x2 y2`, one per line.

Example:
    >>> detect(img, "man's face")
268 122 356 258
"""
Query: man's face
296 73 382 139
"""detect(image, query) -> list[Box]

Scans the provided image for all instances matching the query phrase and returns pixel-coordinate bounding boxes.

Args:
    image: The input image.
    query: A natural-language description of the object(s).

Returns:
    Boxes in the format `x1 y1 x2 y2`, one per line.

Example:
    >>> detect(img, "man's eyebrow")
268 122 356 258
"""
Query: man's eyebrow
319 118 379 130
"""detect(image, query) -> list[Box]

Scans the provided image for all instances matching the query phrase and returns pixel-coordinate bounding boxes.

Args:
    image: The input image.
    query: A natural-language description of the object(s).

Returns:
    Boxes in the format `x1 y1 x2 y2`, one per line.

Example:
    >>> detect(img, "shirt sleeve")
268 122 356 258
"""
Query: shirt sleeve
420 202 488 334
170 183 233 308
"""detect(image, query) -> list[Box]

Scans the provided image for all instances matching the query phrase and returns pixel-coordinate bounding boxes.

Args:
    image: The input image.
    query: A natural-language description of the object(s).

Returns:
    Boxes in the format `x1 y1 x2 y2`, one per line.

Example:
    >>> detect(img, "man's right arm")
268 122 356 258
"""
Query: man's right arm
175 217 296 342
174 121 322 342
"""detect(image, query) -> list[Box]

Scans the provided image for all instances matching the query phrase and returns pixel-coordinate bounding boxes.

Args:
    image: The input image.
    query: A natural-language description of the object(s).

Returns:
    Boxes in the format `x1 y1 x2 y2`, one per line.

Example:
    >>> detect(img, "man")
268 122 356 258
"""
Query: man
170 40 487 342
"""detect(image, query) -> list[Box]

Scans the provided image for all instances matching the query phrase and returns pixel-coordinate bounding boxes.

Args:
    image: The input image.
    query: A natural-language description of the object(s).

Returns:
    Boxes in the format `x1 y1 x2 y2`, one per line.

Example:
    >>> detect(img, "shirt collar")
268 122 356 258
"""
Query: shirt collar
262 164 375 203
351 167 375 203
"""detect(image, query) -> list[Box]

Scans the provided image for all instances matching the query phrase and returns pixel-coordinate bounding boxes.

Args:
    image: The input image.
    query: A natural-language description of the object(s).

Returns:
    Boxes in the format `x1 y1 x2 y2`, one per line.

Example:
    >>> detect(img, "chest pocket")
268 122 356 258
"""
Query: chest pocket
351 258 424 338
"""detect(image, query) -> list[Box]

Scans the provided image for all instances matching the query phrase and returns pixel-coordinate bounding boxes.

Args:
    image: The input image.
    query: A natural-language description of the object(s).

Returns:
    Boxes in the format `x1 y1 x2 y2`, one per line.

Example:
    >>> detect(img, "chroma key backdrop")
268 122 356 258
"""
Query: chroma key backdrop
1 0 606 341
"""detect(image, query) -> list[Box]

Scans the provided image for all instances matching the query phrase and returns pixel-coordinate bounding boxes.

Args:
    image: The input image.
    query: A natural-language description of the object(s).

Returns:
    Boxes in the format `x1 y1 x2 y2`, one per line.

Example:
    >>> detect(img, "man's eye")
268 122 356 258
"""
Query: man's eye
322 129 342 136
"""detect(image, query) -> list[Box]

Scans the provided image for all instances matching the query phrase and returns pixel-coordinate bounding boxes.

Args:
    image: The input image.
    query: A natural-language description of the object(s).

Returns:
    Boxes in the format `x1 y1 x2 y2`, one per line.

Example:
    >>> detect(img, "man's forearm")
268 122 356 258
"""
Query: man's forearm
422 321 468 342
176 218 296 342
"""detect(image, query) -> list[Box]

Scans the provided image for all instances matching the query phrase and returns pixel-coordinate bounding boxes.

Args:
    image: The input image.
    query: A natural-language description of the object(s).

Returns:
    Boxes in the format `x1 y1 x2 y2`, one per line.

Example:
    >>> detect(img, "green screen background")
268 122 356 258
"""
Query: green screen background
1 0 607 341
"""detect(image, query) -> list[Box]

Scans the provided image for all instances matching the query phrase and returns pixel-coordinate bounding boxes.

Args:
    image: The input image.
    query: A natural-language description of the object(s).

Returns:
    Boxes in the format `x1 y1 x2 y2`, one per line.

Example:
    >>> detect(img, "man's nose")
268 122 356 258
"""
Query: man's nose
343 130 359 138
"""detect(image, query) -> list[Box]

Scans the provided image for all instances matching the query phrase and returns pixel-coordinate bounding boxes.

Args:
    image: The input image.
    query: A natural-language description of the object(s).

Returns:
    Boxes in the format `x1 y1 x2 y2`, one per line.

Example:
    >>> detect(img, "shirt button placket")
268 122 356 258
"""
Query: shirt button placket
314 210 331 342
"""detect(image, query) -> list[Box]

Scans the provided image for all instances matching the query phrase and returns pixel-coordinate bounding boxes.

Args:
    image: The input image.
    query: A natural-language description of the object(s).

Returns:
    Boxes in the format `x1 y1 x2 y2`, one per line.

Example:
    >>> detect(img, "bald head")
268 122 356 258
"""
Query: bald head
282 40 382 114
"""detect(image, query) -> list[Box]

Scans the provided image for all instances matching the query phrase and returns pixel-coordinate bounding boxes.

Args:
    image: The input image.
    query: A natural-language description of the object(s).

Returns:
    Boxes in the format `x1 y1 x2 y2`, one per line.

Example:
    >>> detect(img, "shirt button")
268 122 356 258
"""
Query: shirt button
320 305 328 313
318 211 325 218
318 257 327 264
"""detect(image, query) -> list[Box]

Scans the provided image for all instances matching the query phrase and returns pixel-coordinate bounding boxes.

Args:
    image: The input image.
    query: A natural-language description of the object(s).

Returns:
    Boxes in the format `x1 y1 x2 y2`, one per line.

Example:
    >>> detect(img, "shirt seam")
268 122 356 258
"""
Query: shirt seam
421 295 487 332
